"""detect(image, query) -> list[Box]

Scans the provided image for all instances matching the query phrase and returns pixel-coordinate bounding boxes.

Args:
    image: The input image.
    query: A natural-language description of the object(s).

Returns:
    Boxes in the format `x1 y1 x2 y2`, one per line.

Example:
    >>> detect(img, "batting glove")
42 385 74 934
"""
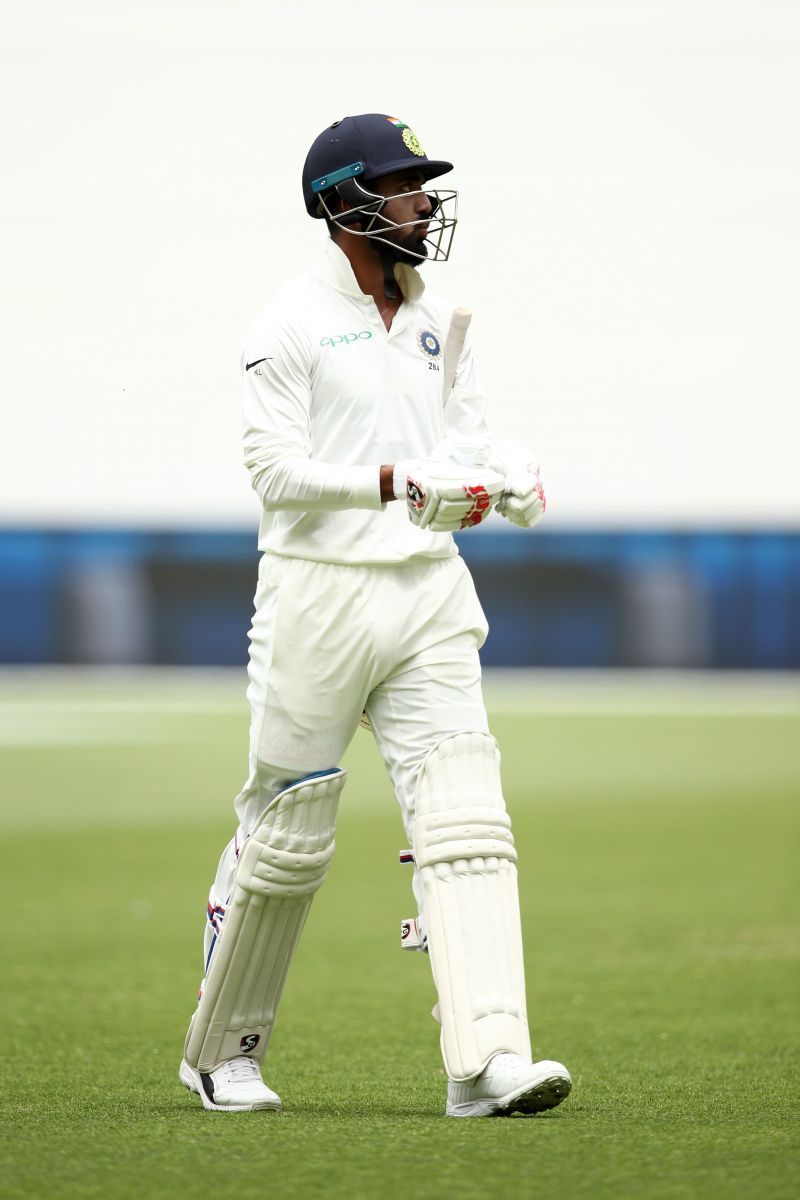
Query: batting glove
489 440 547 529
393 458 505 532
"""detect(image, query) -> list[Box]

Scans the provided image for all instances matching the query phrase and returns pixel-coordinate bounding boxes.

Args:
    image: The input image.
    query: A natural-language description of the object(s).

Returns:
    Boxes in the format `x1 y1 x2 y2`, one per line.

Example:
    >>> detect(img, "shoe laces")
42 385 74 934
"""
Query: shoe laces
222 1056 262 1084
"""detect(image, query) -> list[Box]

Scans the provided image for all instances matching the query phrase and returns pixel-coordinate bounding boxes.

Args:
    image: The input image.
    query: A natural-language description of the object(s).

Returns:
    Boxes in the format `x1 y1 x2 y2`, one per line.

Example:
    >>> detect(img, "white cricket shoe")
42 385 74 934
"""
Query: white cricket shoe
179 1056 281 1112
446 1053 572 1118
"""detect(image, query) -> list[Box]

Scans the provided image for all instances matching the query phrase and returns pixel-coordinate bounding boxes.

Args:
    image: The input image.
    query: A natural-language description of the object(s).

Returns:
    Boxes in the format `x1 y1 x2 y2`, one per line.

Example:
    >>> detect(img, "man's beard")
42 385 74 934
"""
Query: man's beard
375 226 429 266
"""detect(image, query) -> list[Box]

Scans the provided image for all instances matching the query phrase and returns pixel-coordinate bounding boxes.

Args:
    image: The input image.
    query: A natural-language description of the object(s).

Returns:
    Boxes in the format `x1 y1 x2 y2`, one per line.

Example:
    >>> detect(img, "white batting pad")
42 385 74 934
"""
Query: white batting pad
414 733 531 1081
185 769 345 1072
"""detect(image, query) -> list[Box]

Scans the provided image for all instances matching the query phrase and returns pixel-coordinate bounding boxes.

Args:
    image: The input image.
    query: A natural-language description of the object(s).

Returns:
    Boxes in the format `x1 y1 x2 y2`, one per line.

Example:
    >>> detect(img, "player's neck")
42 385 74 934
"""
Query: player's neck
334 234 402 330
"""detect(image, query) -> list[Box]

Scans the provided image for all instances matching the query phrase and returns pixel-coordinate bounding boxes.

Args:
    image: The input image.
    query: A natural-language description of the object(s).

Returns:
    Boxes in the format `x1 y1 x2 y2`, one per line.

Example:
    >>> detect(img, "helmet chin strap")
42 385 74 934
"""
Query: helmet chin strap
375 238 428 299
378 245 401 300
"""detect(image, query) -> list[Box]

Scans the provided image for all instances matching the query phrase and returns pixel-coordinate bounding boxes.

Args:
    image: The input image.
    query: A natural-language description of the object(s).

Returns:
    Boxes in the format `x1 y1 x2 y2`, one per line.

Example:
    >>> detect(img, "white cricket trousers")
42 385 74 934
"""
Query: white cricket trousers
204 551 490 964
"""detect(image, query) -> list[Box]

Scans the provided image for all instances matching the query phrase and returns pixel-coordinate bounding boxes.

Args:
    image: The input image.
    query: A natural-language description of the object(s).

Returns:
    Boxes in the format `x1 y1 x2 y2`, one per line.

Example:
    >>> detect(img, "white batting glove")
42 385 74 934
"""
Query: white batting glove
489 440 547 529
393 459 505 532
428 435 491 469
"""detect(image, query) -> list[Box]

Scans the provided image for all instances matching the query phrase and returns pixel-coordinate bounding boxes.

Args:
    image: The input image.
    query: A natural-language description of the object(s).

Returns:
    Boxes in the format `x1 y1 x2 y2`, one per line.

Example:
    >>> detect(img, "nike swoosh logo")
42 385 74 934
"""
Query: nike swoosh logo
246 357 273 370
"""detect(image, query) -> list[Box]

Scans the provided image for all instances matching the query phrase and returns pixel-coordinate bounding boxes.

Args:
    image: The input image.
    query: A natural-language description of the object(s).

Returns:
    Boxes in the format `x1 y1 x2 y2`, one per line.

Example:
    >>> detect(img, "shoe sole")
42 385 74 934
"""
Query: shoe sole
447 1070 572 1118
178 1060 281 1113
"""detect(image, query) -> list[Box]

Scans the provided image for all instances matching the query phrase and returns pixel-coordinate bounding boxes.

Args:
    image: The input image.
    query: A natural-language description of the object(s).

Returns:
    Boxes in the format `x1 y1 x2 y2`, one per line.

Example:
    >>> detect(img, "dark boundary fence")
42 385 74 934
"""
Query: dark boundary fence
1 528 798 668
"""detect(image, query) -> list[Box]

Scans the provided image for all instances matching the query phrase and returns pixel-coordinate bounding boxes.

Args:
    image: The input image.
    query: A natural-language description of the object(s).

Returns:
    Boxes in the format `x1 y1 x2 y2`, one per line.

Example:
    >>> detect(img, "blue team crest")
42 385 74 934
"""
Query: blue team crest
416 329 441 359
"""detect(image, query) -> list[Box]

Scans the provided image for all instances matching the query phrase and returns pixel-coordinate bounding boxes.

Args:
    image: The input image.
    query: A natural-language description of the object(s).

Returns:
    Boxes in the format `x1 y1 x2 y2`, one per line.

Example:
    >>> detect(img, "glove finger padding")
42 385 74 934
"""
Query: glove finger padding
494 462 547 529
497 489 546 529
405 465 505 532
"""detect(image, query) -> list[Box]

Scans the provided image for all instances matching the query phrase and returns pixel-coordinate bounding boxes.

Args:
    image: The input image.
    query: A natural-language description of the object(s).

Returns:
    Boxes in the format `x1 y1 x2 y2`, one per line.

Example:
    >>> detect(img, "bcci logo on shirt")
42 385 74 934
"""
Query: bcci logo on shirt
416 330 441 359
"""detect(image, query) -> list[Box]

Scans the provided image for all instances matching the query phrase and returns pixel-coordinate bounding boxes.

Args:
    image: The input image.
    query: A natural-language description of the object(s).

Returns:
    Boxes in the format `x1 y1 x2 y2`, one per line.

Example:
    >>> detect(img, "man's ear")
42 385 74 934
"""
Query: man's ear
327 187 345 216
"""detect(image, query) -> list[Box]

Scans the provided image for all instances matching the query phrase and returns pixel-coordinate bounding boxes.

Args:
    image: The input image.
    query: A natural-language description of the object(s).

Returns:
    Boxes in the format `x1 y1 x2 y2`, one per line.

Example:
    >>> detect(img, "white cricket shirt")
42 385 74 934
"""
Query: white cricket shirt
242 239 491 565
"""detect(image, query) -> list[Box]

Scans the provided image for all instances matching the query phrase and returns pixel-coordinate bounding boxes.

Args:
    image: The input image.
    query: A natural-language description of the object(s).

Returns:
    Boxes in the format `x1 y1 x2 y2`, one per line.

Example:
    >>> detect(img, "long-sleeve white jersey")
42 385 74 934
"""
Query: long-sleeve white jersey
242 239 491 565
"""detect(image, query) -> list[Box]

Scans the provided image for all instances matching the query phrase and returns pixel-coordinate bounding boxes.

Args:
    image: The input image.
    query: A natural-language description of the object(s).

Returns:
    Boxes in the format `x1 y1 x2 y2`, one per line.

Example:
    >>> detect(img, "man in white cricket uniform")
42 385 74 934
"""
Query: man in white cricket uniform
179 113 572 1117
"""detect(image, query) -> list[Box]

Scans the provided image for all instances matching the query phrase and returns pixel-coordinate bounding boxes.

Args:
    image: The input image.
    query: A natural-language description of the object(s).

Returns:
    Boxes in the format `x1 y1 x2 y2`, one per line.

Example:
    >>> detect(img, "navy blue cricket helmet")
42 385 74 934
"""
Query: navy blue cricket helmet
301 114 458 264
302 113 453 219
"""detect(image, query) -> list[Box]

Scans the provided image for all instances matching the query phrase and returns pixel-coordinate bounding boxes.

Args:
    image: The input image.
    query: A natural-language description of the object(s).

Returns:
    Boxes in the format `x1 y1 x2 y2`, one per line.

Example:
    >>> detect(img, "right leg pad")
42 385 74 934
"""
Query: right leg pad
185 768 345 1071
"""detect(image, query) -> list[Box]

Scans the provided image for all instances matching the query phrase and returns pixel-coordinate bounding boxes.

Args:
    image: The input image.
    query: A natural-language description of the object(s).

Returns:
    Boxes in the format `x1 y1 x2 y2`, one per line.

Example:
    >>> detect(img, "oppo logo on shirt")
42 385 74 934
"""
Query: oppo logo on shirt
320 331 373 348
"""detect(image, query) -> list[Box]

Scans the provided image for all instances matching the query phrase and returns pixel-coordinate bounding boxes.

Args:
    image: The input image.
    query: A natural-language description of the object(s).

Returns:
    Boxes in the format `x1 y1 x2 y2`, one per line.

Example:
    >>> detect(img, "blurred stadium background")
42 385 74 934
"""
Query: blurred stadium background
2 2 798 673
2 2 798 1197
1 526 798 668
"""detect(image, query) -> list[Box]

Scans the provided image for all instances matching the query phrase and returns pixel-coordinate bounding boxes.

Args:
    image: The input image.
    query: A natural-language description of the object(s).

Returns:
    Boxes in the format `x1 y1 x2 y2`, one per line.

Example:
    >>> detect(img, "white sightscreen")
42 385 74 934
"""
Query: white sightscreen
2 0 798 527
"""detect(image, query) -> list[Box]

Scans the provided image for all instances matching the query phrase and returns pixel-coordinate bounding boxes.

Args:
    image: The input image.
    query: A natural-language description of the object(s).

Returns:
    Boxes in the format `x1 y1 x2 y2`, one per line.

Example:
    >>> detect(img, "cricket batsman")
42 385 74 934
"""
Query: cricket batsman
179 113 572 1117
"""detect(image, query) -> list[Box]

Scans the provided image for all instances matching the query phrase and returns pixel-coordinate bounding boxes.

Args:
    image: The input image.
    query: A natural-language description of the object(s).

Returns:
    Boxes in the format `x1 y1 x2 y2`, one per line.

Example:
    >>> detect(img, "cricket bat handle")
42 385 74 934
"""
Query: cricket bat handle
442 307 472 404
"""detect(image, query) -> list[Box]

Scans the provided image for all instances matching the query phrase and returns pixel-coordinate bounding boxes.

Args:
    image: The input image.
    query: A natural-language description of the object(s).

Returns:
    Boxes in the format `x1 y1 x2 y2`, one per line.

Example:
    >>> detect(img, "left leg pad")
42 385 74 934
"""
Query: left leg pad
414 733 531 1081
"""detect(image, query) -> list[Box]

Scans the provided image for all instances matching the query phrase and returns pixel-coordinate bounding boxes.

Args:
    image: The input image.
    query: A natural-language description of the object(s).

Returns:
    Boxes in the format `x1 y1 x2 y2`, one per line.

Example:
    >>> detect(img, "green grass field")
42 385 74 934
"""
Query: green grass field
2 672 798 1199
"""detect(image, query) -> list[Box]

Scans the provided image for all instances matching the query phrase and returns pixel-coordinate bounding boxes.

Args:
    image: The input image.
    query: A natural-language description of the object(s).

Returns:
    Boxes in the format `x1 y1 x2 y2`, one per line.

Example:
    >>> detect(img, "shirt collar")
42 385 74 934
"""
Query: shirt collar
319 238 426 304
